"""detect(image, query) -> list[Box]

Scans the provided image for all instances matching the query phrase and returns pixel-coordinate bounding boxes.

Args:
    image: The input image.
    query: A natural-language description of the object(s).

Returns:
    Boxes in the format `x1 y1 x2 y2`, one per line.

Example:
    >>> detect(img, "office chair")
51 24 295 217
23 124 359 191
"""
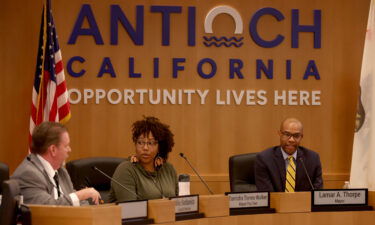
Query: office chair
229 153 258 192
66 157 126 203
0 179 31 225
0 161 9 194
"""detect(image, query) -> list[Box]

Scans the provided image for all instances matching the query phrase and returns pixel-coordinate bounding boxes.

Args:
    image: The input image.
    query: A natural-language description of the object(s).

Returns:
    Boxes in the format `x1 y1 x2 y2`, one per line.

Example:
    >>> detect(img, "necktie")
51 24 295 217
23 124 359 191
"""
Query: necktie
53 172 61 197
285 156 296 192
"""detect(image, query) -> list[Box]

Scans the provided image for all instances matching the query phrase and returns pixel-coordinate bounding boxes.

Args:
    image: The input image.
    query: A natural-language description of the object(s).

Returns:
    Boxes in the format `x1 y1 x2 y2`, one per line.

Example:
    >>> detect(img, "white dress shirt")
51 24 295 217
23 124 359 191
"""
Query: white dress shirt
36 155 80 206
280 147 297 170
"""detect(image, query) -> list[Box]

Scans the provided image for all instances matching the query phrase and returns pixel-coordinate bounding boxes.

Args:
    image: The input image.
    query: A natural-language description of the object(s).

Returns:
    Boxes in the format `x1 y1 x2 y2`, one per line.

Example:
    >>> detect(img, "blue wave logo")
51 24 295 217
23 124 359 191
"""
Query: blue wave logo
203 36 244 47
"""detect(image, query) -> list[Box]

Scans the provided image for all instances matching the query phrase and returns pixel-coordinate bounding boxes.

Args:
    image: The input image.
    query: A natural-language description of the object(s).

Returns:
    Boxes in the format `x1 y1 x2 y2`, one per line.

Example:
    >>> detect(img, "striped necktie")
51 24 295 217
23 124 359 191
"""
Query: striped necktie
285 156 296 192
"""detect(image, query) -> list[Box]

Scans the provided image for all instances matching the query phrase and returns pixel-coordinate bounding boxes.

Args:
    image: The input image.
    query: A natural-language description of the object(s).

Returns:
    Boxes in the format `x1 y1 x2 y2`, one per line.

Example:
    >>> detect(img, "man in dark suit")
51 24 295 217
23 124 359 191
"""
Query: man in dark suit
255 118 323 192
11 122 101 205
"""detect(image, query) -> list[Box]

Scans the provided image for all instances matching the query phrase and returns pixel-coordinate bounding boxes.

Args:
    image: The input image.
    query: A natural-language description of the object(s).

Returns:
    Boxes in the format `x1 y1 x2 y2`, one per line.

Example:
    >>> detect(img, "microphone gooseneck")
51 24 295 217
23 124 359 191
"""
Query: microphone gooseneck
179 153 214 195
91 166 142 199
299 158 315 191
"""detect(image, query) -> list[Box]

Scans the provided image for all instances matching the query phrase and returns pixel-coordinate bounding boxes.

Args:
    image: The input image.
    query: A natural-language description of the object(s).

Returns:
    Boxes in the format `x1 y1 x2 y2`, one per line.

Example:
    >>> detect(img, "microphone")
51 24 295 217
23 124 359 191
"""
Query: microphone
84 177 92 188
299 158 315 190
91 166 142 199
179 153 214 195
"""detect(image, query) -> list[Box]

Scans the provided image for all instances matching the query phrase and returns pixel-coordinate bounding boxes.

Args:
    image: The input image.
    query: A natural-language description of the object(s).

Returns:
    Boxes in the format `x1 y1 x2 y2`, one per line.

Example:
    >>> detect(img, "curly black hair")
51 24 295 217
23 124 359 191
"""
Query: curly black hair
132 116 174 160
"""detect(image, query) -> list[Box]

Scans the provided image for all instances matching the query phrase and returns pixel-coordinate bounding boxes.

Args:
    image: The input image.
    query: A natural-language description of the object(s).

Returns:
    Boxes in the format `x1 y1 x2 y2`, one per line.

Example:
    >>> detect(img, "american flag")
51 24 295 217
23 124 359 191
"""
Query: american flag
29 0 71 141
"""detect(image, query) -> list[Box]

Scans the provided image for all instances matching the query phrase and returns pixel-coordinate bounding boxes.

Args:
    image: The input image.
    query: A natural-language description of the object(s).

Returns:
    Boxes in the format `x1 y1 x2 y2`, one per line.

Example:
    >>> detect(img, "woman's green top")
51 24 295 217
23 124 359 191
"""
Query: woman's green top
109 160 178 202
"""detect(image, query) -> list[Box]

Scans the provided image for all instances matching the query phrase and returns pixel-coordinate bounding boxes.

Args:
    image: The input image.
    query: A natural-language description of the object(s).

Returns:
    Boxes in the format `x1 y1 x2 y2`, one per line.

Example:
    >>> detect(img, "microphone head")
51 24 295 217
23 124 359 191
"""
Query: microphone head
179 153 185 158
91 166 97 171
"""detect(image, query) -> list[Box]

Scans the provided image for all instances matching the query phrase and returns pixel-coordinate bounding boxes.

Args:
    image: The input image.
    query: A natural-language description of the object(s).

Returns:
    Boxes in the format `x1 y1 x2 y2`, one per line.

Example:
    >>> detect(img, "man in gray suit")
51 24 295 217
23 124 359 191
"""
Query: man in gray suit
12 122 101 205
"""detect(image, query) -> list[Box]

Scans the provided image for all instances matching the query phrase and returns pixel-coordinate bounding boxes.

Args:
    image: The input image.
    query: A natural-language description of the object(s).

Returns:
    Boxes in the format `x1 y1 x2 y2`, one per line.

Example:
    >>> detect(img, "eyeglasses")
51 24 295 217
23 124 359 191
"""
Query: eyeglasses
280 131 302 139
136 140 158 147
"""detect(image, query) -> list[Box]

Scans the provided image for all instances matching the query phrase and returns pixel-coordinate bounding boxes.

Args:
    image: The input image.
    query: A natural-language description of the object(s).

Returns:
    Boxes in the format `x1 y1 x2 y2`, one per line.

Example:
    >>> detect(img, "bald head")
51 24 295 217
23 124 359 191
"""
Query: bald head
280 118 303 133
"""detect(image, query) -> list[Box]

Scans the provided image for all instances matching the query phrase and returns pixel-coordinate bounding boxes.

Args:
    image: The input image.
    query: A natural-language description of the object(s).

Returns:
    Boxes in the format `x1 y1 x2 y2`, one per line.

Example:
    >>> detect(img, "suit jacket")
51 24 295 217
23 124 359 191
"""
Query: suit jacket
255 146 323 192
11 153 75 205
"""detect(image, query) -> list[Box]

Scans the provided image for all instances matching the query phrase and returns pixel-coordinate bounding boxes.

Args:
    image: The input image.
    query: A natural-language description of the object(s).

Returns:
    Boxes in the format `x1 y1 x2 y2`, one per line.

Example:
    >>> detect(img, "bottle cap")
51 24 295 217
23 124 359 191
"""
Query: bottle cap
178 174 190 182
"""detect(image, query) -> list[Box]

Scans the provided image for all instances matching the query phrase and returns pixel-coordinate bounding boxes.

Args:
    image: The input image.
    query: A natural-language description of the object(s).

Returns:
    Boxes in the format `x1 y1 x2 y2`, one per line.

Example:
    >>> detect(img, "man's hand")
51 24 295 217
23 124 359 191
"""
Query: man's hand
75 187 101 205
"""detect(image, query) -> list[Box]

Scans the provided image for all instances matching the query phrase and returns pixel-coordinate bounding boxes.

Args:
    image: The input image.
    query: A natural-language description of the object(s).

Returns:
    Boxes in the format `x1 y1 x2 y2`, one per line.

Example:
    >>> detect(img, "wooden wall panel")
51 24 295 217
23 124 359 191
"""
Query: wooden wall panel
0 0 371 193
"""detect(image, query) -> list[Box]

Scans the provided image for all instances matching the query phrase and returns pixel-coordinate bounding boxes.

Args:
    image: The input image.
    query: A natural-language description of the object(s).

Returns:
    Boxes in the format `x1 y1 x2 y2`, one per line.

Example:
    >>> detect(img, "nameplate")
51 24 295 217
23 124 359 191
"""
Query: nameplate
313 189 368 206
226 192 269 208
117 200 148 220
170 195 199 214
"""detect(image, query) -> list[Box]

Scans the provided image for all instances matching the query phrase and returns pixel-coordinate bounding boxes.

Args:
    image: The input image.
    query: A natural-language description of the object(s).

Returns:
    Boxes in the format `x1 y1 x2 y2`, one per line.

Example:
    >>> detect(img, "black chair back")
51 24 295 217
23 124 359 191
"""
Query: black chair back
0 180 20 225
0 162 9 194
229 153 257 192
66 157 126 203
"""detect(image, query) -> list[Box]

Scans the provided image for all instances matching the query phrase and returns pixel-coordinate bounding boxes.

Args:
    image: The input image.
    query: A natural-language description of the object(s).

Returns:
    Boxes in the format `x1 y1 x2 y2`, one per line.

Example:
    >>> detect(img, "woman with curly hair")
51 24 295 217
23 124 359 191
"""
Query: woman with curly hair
109 116 178 202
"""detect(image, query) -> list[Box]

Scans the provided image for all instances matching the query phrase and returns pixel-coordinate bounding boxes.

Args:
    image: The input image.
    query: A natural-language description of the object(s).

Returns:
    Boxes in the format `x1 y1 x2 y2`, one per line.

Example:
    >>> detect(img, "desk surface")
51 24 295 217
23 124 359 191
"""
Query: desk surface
165 211 375 225
28 192 375 225
28 204 375 225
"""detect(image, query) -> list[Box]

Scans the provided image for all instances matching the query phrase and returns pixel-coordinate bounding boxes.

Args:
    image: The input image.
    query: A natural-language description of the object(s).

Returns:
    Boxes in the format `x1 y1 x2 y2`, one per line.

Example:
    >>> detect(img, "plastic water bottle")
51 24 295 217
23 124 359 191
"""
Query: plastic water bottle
343 181 350 189
178 174 190 196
